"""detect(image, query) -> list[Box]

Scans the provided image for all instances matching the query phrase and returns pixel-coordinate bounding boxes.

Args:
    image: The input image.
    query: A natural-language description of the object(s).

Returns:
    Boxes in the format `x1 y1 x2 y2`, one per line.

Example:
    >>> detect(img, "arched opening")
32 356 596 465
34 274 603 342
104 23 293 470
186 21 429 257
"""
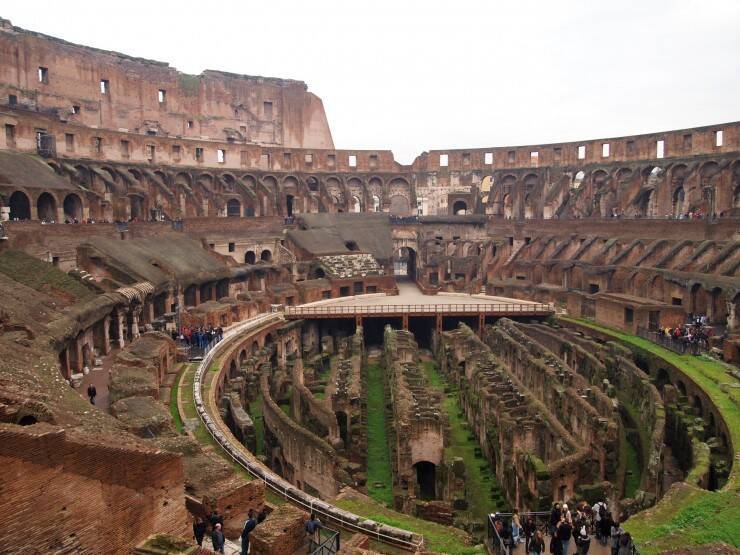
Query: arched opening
227 198 241 217
352 195 362 213
37 192 57 222
414 461 436 500
272 457 284 478
692 395 703 416
372 195 381 212
260 249 272 262
64 193 84 222
307 177 319 192
81 344 93 368
18 415 38 426
673 187 685 217
452 200 468 215
286 194 295 217
572 171 585 189
312 267 326 279
336 411 348 448
8 191 31 220
251 340 259 354
654 368 670 391
184 285 197 307
245 251 256 264
345 241 359 252
129 195 143 221
503 194 513 219
676 380 687 397
734 185 740 209
393 247 416 280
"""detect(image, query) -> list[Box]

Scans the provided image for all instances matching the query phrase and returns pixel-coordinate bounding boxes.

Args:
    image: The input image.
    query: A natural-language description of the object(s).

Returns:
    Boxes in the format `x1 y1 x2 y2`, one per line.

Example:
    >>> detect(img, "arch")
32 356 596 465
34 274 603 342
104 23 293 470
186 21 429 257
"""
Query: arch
245 251 256 264
8 191 31 220
129 195 144 220
676 380 687 397
251 340 259 354
452 200 468 215
672 186 685 217
692 395 703 416
286 194 295 217
63 193 83 221
227 198 241 217
260 249 272 262
36 192 57 222
654 368 670 391
352 195 362 213
18 414 38 426
372 194 381 212
394 247 416 279
572 171 585 189
503 193 513 219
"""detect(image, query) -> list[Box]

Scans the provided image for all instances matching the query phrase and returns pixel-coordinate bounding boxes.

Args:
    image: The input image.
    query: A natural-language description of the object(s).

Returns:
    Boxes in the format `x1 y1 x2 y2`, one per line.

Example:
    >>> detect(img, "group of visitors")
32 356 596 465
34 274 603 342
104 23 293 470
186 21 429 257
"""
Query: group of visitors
192 507 267 554
495 500 634 554
660 318 712 348
173 325 224 349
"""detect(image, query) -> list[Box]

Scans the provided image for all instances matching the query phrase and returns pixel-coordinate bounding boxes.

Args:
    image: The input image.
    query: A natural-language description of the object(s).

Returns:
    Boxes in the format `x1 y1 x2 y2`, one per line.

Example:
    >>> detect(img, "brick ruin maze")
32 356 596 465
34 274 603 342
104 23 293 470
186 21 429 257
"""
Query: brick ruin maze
0 16 738 555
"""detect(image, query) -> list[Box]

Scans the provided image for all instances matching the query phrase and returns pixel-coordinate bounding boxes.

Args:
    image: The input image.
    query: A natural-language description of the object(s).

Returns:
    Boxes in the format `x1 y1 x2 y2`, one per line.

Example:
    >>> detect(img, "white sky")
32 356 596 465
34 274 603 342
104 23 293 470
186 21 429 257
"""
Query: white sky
3 0 739 164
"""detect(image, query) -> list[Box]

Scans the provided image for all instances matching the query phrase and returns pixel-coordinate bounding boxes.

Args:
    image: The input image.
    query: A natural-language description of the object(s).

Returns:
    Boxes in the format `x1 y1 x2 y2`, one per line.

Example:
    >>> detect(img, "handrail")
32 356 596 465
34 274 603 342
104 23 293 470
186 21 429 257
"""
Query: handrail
192 312 424 552
285 302 554 316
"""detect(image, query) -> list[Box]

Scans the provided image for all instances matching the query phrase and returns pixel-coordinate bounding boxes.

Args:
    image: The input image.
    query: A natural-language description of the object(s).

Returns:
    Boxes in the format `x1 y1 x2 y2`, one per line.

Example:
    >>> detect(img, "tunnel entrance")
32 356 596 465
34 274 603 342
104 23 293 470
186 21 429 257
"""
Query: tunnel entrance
336 411 348 448
442 315 478 331
414 461 436 500
362 317 402 347
409 316 434 349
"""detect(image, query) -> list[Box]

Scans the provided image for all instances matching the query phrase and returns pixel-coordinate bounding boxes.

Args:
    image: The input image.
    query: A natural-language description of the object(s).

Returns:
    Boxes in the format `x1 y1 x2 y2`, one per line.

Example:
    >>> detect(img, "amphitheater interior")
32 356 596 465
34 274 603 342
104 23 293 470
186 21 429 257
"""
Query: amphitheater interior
0 16 738 555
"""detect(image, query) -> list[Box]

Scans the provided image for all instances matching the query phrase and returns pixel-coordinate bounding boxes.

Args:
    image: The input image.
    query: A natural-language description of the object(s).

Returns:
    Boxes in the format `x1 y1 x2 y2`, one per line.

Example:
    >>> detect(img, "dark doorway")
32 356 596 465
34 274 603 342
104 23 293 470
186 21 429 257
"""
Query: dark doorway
409 316 434 349
9 191 30 220
414 461 436 500
336 411 348 448
245 251 256 264
363 317 403 347
286 194 295 217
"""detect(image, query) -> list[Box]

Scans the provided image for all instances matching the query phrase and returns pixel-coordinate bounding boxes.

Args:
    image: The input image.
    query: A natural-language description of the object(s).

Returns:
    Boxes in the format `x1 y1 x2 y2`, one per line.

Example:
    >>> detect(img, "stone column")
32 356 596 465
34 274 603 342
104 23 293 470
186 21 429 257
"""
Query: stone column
131 306 142 340
147 302 155 324
116 309 126 349
102 315 111 355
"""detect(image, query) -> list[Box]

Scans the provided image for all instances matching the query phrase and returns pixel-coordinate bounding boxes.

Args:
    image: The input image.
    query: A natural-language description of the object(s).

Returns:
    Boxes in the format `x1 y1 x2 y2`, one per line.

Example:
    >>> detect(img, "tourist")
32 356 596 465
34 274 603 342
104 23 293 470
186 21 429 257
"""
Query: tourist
209 509 224 530
241 509 257 555
86 383 97 405
549 502 561 537
592 501 607 543
529 530 545 554
562 503 573 524
523 514 537 551
192 516 206 547
611 521 625 555
556 516 573 555
512 508 523 545
617 532 633 555
305 513 322 552
575 525 591 554
211 522 225 554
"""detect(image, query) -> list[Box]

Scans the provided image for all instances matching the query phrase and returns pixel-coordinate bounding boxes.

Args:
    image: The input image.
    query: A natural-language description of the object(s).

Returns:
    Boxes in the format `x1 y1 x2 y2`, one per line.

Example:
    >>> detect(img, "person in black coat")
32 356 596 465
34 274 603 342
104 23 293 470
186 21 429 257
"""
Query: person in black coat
87 384 97 405
241 510 257 555
192 517 206 547
211 523 225 554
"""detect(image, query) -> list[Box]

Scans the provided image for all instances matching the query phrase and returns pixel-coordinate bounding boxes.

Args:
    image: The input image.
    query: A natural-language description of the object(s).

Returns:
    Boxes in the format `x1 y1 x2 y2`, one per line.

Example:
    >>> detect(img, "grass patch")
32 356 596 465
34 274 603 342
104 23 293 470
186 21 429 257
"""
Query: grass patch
169 365 185 434
249 394 264 457
334 497 485 555
0 250 95 301
422 360 503 520
366 362 394 506
559 316 740 553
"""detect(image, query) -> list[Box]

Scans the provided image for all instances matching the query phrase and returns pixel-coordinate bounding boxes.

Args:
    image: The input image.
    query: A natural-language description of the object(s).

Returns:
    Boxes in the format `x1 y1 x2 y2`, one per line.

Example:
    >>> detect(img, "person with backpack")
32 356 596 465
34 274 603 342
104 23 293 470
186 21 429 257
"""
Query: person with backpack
575 525 591 554
611 521 625 555
305 513 322 553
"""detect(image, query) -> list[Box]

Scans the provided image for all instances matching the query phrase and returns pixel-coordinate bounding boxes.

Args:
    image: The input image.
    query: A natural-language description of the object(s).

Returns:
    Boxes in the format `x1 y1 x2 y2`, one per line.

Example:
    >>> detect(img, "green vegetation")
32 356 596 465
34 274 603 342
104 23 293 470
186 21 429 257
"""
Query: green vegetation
0 250 95 302
366 362 394 506
249 394 265 457
560 316 740 553
421 360 503 520
334 497 485 555
169 365 185 434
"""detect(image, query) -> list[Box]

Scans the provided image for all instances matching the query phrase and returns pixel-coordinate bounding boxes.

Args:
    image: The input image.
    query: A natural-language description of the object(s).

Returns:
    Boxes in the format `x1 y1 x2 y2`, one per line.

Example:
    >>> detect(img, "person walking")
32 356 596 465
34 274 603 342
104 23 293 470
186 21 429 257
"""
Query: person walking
211 522 225 554
209 509 224 530
523 515 536 552
192 517 206 547
617 532 633 555
305 513 322 553
86 383 97 405
241 509 257 555
557 517 573 555
512 508 523 545
611 521 625 555
529 530 545 554
575 525 591 554
549 503 561 537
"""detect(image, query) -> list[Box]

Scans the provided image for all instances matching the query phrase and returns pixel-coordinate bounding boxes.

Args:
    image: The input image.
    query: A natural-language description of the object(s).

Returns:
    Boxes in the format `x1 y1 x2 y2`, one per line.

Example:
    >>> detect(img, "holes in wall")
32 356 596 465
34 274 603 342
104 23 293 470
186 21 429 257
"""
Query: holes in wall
530 151 539 165
260 153 271 168
65 133 74 152
553 147 562 160
283 152 292 165
38 67 49 84
120 139 130 158
626 140 636 154
656 139 665 159
8 94 17 106
484 152 493 165
507 150 516 163
263 101 273 118
92 136 103 154
228 242 235 252
172 144 181 159
5 123 16 143
100 79 109 94
439 154 449 167
187 120 193 129
217 149 226 164
327 154 336 167
195 147 204 162
715 130 723 147
602 143 610 157
683 133 692 150
348 155 357 167
577 145 586 159
462 152 470 165
305 153 313 165
146 144 155 162
369 154 378 168
71 105 80 115
158 89 166 103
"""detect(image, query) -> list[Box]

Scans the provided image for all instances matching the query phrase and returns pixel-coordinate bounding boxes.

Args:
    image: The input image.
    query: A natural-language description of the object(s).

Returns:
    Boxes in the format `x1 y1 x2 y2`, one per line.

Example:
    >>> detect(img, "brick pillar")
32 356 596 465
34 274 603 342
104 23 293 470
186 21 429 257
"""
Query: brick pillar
116 309 126 349
147 302 155 324
478 313 486 336
402 314 409 331
131 306 142 340
436 315 443 333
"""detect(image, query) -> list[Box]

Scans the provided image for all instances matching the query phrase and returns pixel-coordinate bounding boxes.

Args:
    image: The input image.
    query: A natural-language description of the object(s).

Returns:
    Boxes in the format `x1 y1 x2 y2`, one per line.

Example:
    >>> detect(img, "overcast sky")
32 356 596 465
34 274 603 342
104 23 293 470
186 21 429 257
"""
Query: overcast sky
3 1 738 163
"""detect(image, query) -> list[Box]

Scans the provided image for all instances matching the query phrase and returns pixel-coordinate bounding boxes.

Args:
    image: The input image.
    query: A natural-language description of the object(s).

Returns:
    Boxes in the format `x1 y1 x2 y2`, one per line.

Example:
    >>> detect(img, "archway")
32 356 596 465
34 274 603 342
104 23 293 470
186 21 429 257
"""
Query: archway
245 251 256 264
503 194 513 219
352 195 362 213
452 200 468 215
8 191 30 220
260 249 272 262
393 247 416 280
372 195 381 212
654 368 670 391
18 415 38 426
227 198 241 217
413 461 436 500
286 194 295 217
673 187 685 217
129 195 143 220
37 192 57 222
63 193 83 221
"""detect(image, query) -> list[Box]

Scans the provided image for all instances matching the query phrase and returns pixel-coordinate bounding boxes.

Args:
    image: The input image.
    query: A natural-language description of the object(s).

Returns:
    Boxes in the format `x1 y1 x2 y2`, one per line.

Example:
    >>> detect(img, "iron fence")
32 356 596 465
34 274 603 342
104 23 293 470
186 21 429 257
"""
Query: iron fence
637 327 708 356
285 302 553 317
310 527 340 555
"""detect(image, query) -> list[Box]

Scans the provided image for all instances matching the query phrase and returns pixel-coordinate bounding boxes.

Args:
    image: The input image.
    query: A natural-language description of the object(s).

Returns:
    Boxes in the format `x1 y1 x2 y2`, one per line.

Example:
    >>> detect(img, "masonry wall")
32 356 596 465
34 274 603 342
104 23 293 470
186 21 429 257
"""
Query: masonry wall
0 423 188 555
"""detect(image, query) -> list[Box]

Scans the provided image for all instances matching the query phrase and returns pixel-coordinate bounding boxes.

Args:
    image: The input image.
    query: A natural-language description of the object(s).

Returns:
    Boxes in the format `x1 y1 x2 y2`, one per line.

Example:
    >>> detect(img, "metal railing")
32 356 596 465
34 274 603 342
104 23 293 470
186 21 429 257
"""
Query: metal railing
285 302 553 317
192 313 423 552
310 527 340 554
636 327 709 356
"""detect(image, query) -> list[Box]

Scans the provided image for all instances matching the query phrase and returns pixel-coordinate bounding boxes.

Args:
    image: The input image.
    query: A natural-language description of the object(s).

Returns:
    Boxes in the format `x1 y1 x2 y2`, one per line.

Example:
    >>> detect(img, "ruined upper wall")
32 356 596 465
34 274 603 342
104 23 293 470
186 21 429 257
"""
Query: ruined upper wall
0 18 334 150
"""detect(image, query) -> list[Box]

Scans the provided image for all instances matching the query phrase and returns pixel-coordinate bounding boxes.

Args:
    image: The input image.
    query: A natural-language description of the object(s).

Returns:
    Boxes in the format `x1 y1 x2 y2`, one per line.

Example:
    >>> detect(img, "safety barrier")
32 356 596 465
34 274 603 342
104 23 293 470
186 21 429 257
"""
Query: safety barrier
285 302 554 317
192 312 424 552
